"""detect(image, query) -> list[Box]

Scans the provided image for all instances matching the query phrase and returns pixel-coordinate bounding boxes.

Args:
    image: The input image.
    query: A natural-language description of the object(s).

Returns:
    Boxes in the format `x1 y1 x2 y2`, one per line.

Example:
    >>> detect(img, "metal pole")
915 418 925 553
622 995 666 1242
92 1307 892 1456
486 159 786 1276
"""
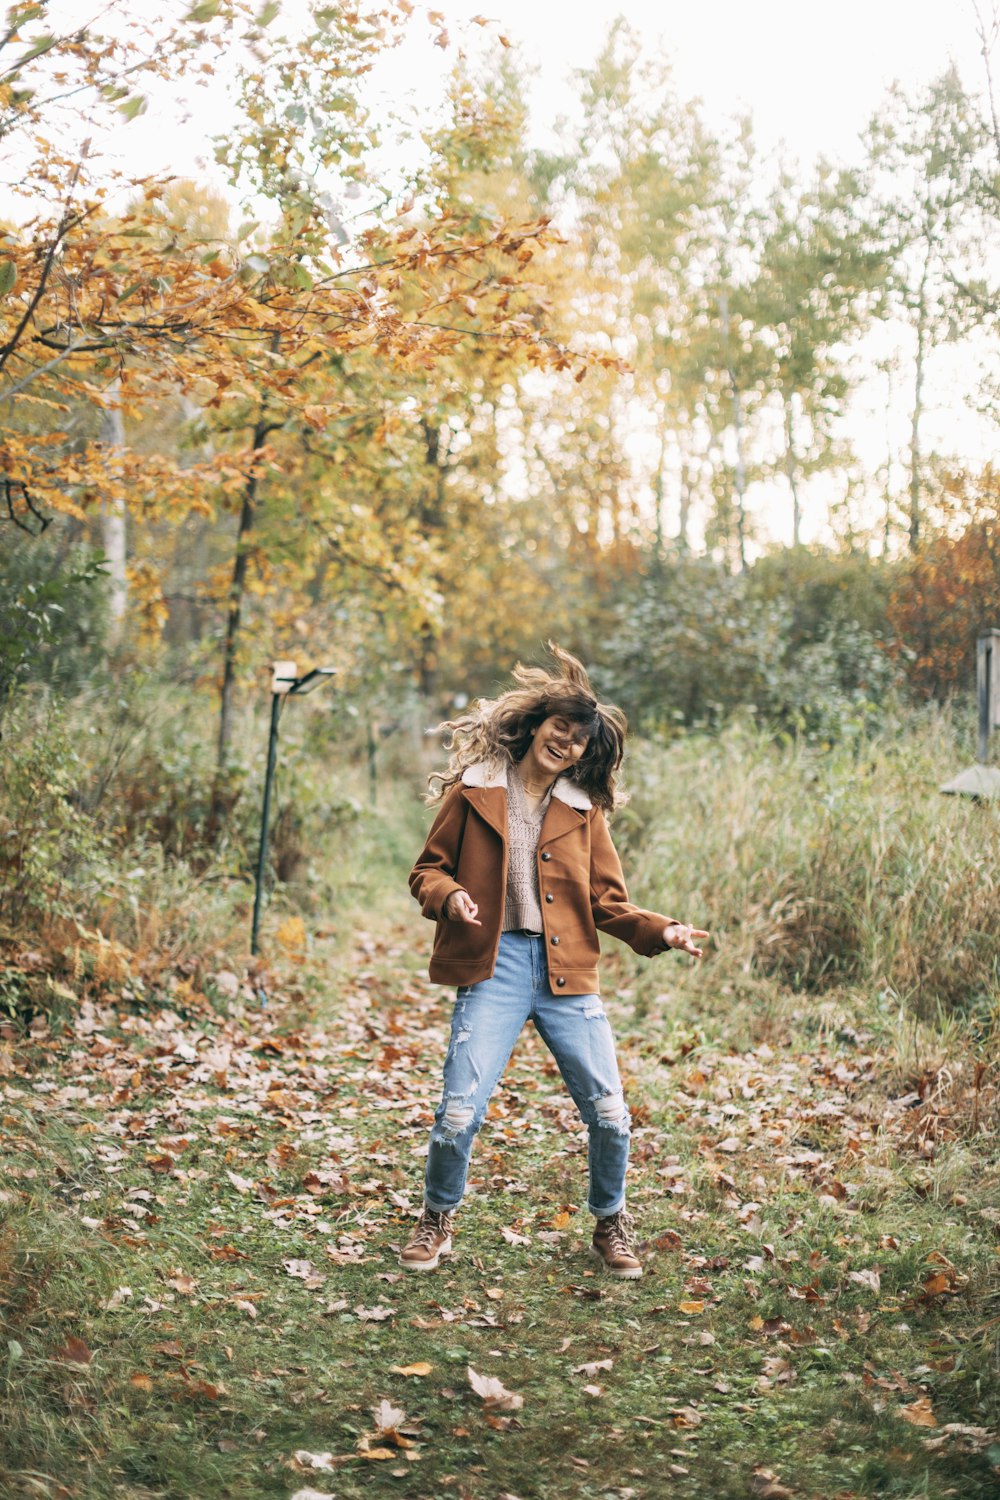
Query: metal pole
251 691 283 956
979 636 991 765
367 716 378 807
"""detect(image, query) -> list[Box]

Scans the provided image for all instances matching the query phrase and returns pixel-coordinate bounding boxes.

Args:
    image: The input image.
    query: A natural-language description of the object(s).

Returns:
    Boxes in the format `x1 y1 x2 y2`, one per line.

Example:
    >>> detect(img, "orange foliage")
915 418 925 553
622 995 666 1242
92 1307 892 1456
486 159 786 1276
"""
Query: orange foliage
887 468 1000 697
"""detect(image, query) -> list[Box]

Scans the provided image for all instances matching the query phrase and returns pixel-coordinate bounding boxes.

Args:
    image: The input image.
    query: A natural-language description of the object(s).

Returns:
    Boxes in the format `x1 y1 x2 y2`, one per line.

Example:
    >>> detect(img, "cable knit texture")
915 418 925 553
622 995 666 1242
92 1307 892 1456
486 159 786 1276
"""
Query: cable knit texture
502 770 552 933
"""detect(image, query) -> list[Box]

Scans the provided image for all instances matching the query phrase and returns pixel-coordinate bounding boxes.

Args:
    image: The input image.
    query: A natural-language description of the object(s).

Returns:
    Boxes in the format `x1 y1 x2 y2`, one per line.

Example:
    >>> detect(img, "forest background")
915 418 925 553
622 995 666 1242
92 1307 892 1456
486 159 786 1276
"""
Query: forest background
1 4 1000 1499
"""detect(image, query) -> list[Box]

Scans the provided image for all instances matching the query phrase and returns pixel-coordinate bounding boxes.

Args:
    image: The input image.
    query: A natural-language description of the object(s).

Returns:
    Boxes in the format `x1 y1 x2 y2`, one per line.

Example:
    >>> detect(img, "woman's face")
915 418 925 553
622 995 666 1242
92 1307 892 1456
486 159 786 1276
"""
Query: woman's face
524 714 590 779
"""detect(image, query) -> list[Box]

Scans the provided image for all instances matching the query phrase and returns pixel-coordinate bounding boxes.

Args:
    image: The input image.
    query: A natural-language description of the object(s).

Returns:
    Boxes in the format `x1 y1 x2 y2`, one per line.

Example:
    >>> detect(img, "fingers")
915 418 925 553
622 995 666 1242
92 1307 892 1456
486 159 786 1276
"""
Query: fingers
664 922 709 957
451 891 481 926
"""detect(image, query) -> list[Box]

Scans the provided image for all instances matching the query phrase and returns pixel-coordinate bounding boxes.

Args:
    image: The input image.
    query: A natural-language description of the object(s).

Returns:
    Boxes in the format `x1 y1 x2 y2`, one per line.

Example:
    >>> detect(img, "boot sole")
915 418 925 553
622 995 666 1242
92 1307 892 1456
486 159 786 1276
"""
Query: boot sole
588 1244 643 1279
399 1239 453 1271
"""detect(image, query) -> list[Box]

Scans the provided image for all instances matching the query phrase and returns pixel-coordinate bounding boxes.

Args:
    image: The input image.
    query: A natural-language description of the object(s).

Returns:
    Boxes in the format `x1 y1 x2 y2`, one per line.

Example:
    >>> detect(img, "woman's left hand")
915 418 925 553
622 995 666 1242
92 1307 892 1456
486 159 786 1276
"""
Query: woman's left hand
663 921 709 958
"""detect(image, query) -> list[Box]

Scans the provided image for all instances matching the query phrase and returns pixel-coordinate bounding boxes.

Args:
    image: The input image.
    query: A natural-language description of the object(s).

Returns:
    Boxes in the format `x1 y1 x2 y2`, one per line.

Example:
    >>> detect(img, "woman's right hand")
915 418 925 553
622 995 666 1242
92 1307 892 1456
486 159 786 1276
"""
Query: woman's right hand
445 890 481 925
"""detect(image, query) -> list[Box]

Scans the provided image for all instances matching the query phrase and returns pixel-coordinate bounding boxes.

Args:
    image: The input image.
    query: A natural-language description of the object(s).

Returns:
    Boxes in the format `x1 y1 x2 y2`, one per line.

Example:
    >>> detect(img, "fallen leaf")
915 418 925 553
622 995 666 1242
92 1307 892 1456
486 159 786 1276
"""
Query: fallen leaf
390 1362 432 1377
750 1469 794 1499
582 1383 603 1397
900 1397 937 1428
55 1335 93 1365
372 1399 407 1434
671 1405 703 1428
678 1300 704 1315
467 1364 523 1411
572 1359 613 1377
283 1259 325 1288
226 1171 254 1194
130 1372 153 1391
354 1305 394 1322
848 1268 881 1293
294 1451 339 1470
501 1225 531 1247
717 1136 741 1152
164 1273 198 1296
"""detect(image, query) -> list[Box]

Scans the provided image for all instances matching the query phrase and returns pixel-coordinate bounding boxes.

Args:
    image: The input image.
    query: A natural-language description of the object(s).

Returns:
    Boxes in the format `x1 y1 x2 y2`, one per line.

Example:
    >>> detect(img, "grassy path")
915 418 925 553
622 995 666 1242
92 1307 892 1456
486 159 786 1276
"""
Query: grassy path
1 914 998 1500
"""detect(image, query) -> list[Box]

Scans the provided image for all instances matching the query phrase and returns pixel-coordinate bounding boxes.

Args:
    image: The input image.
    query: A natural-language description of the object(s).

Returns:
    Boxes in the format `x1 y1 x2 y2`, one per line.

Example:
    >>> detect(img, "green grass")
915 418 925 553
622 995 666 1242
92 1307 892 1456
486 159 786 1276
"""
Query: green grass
1 903 998 1500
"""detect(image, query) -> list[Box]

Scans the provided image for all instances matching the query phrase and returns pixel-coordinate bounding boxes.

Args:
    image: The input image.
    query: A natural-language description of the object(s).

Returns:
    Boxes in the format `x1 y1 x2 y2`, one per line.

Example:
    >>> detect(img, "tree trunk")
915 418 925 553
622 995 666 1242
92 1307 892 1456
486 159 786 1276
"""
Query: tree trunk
653 418 669 563
719 290 748 573
214 415 270 793
784 392 801 547
909 250 931 552
100 378 127 643
678 459 692 552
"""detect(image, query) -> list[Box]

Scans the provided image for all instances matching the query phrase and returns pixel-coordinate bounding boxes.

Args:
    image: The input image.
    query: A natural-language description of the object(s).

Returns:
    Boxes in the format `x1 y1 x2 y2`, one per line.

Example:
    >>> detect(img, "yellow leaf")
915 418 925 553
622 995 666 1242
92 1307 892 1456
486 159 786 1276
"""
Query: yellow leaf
389 1362 432 1377
275 916 306 955
678 1300 704 1315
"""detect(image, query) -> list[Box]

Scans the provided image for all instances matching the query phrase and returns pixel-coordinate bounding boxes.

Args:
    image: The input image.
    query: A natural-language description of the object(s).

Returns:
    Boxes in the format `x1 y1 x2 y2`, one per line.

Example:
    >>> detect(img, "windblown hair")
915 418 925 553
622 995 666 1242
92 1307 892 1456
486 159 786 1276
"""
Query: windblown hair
427 644 628 812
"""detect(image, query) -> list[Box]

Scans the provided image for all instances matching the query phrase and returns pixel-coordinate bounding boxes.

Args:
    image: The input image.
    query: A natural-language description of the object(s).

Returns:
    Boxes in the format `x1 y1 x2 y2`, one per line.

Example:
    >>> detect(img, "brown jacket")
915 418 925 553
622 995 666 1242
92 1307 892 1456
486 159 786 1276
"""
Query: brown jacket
409 761 677 995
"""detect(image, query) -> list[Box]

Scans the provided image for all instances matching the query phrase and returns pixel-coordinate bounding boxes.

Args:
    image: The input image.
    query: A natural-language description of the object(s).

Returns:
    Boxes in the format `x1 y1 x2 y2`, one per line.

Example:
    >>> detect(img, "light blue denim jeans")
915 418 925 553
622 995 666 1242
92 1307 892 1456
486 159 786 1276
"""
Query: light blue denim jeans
423 930 631 1218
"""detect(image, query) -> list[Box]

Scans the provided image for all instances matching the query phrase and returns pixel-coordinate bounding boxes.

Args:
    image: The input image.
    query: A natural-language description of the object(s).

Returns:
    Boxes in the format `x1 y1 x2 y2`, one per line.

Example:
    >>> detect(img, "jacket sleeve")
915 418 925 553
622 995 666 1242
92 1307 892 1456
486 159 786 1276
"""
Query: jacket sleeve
588 808 676 958
408 784 470 922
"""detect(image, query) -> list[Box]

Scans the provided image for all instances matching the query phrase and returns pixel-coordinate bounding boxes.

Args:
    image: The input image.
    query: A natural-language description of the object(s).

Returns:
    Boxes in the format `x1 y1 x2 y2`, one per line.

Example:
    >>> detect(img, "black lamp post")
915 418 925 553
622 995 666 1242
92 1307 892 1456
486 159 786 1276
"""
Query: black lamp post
251 660 335 961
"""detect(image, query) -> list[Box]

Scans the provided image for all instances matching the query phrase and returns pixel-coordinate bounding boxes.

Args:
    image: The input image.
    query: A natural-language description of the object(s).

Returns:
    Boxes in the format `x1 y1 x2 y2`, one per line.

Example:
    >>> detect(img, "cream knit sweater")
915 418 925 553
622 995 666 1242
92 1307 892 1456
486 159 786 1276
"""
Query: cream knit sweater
502 769 553 933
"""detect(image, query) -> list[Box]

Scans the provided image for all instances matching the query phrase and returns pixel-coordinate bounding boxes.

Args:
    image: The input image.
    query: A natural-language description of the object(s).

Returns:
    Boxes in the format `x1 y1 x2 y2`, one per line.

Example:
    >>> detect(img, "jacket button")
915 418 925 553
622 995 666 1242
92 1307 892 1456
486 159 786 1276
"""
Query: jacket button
550 935 560 945
545 893 554 903
555 977 565 987
541 851 551 862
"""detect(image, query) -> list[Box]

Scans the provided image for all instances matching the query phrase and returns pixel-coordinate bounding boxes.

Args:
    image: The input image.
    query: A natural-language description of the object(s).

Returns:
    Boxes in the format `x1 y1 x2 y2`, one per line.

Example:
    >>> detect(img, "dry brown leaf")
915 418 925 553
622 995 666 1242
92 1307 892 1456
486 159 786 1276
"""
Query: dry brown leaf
467 1364 523 1411
900 1397 937 1428
501 1225 531 1247
572 1359 613 1377
164 1273 197 1296
282 1258 325 1289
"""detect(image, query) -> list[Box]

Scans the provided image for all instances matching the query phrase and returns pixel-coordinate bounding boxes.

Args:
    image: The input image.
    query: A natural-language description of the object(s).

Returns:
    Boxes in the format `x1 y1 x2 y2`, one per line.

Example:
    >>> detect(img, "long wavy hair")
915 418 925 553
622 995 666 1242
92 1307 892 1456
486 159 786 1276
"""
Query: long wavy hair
427 644 628 812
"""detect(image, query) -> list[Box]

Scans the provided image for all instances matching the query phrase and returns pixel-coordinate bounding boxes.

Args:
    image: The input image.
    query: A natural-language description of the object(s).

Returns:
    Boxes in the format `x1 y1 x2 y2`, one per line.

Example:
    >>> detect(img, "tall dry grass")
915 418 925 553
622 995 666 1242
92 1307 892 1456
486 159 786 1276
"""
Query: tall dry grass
619 709 1000 1021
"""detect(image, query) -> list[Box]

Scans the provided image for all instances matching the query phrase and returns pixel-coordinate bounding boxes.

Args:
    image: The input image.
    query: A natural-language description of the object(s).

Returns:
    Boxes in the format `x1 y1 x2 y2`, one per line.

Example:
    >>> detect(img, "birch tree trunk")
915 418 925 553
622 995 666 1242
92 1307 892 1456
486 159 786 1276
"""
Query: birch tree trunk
783 392 801 547
908 250 931 553
100 378 127 643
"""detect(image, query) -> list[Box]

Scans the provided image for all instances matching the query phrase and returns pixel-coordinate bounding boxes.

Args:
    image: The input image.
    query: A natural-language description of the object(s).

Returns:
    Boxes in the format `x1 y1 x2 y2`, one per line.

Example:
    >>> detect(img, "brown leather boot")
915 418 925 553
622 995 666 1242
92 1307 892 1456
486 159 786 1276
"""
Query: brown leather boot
590 1209 642 1279
398 1207 455 1271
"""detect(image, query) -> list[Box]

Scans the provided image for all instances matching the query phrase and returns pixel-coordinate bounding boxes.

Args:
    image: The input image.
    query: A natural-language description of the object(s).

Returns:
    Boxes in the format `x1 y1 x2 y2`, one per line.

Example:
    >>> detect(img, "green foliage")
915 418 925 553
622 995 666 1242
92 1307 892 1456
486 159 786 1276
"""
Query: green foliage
0 704 115 931
598 550 899 741
0 531 109 713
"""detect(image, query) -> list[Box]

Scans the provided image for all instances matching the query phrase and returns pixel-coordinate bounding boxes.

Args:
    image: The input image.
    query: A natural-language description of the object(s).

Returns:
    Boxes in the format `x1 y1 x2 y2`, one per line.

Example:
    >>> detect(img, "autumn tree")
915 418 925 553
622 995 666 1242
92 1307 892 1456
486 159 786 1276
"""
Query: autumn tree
862 69 988 550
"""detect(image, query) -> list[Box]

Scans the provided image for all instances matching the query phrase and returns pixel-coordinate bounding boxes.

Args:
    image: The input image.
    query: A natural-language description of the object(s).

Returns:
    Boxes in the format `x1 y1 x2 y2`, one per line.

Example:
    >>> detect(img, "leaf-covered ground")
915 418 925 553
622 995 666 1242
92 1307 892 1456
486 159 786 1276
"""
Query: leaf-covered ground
1 919 998 1500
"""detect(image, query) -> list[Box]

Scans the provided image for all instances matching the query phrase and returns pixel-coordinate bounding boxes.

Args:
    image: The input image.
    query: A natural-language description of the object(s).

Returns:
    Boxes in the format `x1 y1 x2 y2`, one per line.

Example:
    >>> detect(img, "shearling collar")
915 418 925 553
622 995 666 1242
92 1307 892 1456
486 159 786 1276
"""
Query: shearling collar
461 759 592 810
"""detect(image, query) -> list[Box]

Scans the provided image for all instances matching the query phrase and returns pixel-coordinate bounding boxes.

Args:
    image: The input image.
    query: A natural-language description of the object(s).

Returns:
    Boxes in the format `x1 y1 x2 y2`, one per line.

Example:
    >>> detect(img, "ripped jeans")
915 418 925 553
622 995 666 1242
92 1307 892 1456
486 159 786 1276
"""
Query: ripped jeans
423 930 631 1218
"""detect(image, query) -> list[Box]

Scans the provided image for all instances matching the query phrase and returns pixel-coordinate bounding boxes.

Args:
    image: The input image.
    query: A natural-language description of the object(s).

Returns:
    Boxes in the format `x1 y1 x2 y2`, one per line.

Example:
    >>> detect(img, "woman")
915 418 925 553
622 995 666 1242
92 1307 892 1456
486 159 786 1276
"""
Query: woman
402 645 707 1278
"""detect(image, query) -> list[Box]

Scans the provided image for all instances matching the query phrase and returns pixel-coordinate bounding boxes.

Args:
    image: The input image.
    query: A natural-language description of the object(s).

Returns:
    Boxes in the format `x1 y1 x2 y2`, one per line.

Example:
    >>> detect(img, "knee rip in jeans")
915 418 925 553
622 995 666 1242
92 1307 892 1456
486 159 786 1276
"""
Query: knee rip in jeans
592 1090 630 1135
439 1095 476 1142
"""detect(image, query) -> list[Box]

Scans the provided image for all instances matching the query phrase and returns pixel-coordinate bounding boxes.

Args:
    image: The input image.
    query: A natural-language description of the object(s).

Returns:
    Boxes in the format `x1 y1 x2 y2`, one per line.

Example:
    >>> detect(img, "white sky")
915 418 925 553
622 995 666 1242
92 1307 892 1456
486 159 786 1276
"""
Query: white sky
15 0 1000 549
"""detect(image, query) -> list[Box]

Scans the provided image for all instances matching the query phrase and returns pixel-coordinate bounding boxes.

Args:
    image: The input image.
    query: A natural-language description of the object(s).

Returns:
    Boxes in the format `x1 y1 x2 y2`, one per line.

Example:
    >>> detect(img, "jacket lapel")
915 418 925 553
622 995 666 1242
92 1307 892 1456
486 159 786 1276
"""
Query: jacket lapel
462 785 507 841
539 796 588 848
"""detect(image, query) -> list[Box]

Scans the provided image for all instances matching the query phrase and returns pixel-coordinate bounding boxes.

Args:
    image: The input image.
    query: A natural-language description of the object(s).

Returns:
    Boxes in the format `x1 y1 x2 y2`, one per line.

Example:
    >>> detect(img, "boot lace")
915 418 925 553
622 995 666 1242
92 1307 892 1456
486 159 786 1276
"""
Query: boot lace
603 1210 637 1256
410 1208 452 1249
